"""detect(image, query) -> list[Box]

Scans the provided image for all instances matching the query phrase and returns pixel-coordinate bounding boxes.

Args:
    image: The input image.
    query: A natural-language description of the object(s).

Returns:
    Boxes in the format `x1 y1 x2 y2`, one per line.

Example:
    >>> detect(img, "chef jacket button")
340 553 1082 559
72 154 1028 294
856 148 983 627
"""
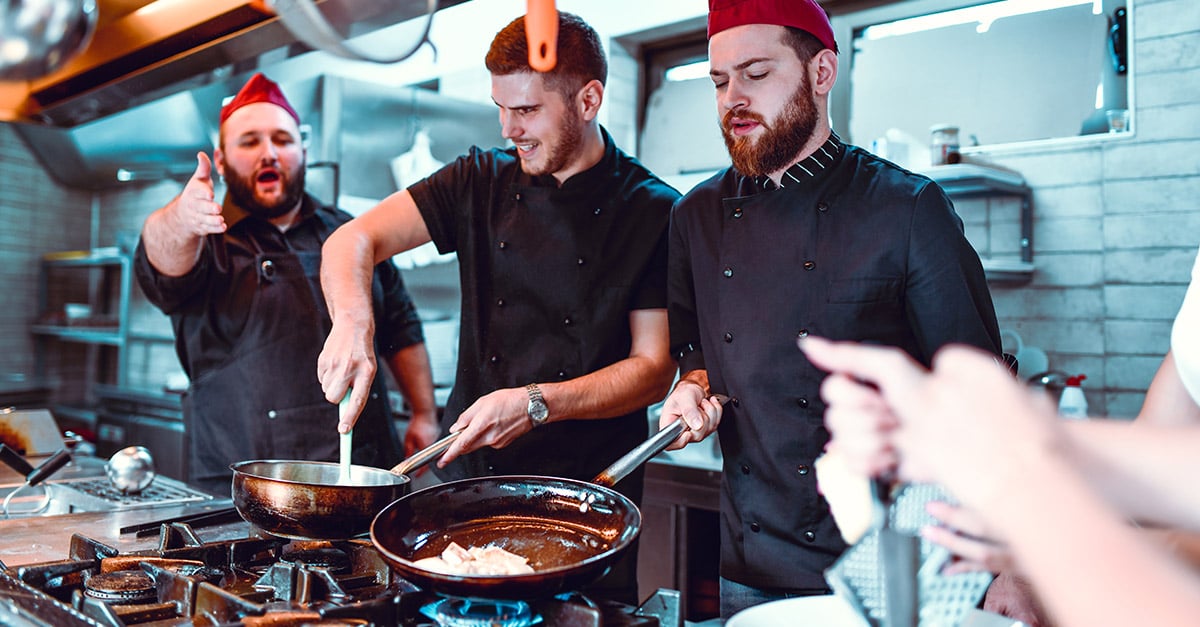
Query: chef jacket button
817 201 829 212
515 193 522 201
267 410 277 419
487 465 495 473
496 298 505 307
804 530 816 542
740 464 750 475
723 332 733 343
797 464 810 475
731 397 740 408
594 207 602 215
261 260 275 277
577 257 585 266
557 370 567 379
797 329 809 339
733 207 743 218
750 522 761 533
498 241 508 250
489 355 500 364
723 267 733 278
803 260 816 271
796 397 809 409
563 317 573 326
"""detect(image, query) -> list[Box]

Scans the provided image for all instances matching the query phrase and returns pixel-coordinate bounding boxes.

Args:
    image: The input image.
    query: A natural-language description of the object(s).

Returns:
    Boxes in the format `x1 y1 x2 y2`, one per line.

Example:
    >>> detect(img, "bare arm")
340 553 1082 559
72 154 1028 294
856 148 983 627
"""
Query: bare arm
437 308 676 466
318 189 433 431
1136 351 1200 426
141 153 225 276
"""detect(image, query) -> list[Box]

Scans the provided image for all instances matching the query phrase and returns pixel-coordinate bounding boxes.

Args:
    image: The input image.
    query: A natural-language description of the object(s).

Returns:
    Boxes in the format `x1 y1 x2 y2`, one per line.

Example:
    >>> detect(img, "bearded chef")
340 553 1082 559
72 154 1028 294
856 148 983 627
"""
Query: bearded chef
656 0 1002 618
134 73 437 495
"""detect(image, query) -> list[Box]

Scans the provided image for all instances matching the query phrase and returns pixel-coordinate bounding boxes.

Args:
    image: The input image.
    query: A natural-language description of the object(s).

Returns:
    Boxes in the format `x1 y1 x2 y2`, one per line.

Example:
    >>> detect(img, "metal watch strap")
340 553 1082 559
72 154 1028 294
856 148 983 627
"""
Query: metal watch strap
525 383 548 427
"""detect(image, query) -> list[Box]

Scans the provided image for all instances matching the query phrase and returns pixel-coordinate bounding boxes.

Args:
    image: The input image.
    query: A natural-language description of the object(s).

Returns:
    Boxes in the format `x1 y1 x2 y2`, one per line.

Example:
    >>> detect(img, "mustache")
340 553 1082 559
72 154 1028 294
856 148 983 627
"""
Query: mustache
723 108 767 132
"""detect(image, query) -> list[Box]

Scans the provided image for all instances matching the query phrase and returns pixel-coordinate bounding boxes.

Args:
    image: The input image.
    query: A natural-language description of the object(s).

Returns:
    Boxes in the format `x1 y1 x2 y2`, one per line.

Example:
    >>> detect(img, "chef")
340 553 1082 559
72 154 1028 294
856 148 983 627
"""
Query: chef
318 12 679 604
657 0 1002 617
135 73 437 496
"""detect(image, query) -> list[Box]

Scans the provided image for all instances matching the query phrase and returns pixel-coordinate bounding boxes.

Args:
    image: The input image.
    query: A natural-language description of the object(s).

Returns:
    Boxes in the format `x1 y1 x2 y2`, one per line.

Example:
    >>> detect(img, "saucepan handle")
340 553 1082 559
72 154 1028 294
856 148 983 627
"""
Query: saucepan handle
593 418 686 488
0 443 35 477
389 431 461 476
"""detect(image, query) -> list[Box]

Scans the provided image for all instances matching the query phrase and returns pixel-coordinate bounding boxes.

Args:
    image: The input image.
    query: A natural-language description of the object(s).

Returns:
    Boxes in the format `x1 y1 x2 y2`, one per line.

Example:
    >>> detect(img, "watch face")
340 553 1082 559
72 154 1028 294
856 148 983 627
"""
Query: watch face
528 399 549 425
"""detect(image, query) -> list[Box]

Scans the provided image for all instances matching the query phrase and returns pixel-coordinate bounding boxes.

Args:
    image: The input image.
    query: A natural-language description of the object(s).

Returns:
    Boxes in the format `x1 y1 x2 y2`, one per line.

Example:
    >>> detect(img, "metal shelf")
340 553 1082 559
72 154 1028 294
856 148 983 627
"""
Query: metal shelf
31 326 124 346
923 164 1035 284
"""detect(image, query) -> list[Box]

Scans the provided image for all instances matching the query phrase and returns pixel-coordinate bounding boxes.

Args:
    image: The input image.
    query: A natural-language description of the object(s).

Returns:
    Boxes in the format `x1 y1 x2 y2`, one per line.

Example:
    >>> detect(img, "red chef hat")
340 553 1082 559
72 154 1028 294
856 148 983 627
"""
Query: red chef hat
219 73 301 125
708 0 838 53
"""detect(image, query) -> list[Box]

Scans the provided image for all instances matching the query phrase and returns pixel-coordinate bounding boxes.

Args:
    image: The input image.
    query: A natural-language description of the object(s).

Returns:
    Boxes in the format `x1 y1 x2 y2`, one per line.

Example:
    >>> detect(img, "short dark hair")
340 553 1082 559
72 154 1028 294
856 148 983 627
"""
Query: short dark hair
486 11 607 101
781 26 826 64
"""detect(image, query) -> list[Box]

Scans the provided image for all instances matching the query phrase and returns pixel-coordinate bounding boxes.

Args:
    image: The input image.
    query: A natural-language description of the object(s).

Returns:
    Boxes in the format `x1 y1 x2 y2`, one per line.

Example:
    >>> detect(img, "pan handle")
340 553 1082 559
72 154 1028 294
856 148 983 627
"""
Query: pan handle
593 418 686 488
389 431 461 476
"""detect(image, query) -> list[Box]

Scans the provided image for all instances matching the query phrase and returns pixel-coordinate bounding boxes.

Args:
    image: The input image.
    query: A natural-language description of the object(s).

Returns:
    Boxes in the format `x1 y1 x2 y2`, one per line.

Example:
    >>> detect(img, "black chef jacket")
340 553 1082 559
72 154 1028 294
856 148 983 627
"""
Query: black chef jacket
668 143 1001 590
408 127 679 497
135 193 424 495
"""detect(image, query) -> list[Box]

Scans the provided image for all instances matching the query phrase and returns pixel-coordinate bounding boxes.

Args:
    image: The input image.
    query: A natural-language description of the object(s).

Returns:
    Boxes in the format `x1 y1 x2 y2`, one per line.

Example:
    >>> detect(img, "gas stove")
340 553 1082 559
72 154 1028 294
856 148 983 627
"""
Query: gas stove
0 523 681 626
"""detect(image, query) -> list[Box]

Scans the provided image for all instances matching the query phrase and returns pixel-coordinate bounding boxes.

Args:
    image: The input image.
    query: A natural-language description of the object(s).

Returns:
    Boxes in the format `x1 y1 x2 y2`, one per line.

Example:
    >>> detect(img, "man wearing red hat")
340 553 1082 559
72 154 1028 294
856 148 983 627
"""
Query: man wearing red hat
656 0 1002 617
134 73 436 495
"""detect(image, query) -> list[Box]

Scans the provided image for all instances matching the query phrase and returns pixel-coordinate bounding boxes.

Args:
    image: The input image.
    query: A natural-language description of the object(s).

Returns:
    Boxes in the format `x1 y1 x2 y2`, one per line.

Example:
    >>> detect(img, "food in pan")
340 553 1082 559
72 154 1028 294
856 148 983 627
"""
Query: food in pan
412 541 536 575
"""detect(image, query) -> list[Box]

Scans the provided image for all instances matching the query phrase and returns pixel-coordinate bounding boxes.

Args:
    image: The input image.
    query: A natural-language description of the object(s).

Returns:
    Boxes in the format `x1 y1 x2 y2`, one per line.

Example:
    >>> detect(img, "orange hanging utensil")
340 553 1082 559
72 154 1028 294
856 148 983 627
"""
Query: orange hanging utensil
526 0 557 72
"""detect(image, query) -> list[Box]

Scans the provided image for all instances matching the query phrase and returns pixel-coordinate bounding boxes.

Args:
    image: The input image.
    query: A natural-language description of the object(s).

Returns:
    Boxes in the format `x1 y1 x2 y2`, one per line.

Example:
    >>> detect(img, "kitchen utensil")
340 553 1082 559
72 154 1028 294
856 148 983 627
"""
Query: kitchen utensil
337 391 353 485
825 483 995 627
264 0 436 63
0 0 98 80
526 0 559 71
230 430 460 540
105 445 156 494
369 417 689 600
1 446 73 518
874 478 919 627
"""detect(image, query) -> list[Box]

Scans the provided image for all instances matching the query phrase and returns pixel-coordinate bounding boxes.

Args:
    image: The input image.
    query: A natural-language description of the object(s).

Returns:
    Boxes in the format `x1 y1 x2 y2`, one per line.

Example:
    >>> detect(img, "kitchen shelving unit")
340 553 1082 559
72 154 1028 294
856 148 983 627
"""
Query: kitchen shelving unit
31 248 177 426
924 163 1035 284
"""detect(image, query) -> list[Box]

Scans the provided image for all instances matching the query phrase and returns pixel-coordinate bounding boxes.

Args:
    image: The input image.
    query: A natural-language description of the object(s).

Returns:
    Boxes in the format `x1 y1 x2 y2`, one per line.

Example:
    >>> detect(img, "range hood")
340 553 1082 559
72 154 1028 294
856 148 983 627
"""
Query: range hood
0 0 470 189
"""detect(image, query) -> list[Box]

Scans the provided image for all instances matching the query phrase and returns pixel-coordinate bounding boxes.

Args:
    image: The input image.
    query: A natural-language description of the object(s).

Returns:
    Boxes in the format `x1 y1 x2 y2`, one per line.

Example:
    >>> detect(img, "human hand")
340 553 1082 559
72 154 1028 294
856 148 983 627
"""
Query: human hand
317 317 378 433
658 380 722 451
982 570 1054 627
402 408 441 476
801 336 1063 514
168 153 225 237
437 387 532 467
922 500 1015 575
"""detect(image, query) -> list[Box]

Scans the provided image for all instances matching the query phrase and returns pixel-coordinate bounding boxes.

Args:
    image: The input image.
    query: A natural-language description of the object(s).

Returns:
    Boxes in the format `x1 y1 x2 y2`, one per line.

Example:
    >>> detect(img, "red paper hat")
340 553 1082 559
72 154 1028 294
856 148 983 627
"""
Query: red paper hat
708 0 838 53
219 73 301 125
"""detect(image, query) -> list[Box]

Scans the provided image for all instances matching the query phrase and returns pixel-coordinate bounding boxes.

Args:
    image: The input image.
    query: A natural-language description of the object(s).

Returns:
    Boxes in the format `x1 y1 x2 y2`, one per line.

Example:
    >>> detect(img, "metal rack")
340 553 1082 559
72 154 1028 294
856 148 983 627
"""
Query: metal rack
925 164 1035 284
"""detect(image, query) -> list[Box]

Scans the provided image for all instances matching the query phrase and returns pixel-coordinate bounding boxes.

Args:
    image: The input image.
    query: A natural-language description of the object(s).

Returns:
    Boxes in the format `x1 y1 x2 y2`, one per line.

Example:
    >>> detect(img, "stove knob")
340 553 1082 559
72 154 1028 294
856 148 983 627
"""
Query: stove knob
106 446 156 494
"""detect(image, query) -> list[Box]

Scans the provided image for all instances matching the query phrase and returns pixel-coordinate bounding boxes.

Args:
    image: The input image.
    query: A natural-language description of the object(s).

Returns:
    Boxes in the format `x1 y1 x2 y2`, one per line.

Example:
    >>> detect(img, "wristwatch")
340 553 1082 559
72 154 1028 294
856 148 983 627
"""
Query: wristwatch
525 383 549 427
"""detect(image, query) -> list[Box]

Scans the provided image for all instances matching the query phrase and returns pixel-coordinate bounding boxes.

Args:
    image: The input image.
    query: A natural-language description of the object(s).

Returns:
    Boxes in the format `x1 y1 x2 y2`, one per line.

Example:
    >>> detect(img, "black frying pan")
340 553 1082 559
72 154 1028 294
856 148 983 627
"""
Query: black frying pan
370 418 690 599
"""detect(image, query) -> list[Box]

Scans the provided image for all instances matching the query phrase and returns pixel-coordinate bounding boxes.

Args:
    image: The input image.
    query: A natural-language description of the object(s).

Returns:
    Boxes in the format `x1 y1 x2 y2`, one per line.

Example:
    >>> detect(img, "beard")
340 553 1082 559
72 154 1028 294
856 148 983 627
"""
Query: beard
519 106 584 177
224 161 306 220
721 73 819 178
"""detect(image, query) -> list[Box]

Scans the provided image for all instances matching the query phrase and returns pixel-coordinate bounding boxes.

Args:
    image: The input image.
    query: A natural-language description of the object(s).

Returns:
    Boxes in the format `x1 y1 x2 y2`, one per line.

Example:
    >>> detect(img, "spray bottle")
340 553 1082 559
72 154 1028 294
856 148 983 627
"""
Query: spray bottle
1058 374 1088 419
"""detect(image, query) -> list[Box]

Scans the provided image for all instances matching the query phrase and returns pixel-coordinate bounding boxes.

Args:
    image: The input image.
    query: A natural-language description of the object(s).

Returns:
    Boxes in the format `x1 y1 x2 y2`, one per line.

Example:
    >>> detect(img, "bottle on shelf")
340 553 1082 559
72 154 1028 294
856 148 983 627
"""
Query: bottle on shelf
1058 374 1088 420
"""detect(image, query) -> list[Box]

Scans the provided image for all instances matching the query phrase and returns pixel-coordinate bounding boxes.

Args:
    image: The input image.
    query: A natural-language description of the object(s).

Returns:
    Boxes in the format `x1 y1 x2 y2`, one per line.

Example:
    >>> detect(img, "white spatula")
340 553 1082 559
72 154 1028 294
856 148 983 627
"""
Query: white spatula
337 390 353 485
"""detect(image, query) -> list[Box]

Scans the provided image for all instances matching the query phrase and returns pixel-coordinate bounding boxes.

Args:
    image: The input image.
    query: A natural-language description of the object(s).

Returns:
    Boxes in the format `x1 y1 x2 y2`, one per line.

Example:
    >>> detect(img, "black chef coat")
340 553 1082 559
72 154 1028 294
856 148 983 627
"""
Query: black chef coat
408 127 679 496
135 193 424 495
668 143 1001 590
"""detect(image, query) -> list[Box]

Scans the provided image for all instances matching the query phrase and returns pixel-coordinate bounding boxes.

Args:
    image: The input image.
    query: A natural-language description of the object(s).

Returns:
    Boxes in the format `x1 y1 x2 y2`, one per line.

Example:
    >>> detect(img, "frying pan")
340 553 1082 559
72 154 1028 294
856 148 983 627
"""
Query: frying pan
370 417 692 599
230 431 460 540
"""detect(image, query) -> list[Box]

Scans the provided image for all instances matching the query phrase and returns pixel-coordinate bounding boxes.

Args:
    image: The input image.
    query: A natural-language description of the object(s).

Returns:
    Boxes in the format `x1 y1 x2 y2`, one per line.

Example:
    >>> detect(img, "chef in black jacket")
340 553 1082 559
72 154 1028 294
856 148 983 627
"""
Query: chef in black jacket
135 74 436 496
317 12 679 604
658 0 1002 618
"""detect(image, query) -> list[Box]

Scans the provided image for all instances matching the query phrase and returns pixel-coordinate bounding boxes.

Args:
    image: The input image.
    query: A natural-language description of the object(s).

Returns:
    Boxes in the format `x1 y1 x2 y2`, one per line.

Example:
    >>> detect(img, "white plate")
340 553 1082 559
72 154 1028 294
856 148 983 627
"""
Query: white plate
726 596 868 627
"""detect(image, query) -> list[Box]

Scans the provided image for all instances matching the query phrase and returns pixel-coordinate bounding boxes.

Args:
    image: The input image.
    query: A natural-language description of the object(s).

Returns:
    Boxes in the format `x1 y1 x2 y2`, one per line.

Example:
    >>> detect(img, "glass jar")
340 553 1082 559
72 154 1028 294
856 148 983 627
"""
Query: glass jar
930 124 961 165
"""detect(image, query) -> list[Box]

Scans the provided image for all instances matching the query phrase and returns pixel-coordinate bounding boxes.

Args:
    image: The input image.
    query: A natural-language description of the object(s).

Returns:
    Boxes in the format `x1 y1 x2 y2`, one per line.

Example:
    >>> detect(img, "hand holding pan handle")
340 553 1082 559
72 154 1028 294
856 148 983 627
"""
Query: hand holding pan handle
594 394 729 487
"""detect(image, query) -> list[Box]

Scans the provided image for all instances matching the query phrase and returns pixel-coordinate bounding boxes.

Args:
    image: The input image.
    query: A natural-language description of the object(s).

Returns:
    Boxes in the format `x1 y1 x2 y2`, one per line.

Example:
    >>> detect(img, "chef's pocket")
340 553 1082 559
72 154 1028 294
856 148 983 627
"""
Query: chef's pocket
826 277 902 304
264 402 339 462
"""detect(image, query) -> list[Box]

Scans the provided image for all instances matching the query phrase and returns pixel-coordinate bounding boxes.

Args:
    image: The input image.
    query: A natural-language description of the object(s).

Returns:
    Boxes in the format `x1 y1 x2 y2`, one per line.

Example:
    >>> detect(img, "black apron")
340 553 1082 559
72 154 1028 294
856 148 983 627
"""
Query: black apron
183 249 397 496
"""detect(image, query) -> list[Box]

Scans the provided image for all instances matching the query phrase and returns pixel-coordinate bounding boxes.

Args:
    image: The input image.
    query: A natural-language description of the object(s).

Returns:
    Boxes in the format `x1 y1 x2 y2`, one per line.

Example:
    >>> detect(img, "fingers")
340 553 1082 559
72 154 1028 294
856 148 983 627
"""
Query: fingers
800 335 927 406
175 153 224 236
921 524 1012 574
193 152 213 184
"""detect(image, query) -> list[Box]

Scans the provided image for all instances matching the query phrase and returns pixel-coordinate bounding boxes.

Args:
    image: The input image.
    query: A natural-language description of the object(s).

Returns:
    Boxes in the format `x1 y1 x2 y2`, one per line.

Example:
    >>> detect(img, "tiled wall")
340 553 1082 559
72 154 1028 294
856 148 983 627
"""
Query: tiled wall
1 0 1194 420
967 0 1200 417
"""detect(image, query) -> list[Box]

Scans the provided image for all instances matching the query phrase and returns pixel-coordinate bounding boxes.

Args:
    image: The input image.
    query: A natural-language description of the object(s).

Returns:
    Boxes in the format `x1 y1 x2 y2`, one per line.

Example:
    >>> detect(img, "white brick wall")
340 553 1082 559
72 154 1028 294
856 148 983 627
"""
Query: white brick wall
979 0 1200 417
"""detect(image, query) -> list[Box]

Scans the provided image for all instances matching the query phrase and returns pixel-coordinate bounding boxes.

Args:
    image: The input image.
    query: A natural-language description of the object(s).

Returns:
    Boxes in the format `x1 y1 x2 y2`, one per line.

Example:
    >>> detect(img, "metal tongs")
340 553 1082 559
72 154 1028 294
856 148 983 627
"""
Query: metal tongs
0 443 73 518
873 475 920 627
